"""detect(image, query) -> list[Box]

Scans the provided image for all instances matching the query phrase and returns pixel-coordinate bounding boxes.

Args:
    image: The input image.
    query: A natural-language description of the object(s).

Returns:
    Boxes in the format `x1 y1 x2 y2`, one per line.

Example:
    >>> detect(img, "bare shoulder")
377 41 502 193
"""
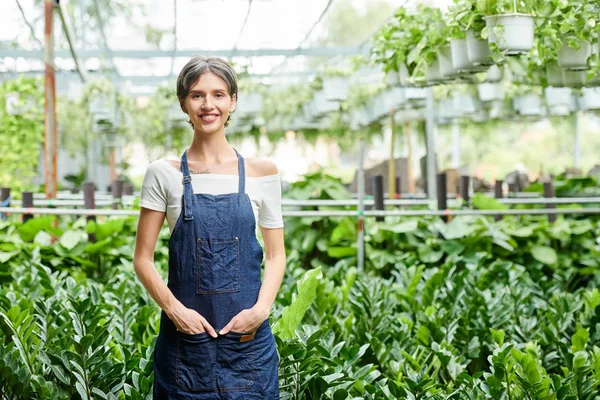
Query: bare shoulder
245 157 279 177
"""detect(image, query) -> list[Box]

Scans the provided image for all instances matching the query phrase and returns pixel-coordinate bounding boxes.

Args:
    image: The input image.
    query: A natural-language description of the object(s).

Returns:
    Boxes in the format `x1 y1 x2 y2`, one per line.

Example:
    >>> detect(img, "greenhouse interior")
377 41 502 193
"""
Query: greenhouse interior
2 0 600 398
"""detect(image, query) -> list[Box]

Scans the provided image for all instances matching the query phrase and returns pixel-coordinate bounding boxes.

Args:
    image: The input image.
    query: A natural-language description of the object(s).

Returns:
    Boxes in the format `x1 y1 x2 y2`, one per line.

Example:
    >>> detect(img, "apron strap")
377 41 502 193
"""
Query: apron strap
233 148 245 194
180 149 194 221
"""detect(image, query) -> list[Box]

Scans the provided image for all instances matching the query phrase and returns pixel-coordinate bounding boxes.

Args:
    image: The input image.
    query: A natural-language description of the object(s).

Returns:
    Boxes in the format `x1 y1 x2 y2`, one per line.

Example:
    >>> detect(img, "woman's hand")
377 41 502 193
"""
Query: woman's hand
168 303 218 337
218 306 269 335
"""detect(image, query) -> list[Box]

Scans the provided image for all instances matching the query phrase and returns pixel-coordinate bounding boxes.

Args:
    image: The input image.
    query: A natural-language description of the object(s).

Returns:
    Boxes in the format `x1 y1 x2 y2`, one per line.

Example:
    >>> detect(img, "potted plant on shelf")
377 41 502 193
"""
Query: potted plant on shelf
371 7 423 87
321 68 352 102
477 0 536 56
448 0 493 67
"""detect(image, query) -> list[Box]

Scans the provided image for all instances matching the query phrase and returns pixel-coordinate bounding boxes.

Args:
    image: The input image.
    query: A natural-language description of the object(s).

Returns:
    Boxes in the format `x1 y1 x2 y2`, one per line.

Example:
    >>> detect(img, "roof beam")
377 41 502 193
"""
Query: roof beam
0 46 366 59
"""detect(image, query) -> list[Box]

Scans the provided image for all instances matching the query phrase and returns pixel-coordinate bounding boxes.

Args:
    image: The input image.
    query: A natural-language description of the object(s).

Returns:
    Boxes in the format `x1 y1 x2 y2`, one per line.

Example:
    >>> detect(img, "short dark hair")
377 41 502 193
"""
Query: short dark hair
176 56 238 127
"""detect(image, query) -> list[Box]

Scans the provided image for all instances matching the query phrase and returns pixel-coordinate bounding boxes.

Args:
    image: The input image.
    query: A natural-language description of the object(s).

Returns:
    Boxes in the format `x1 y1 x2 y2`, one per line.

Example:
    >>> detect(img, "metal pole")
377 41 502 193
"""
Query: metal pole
452 120 460 169
544 181 557 223
425 87 437 198
357 138 365 272
44 0 58 200
22 192 34 222
405 121 414 194
573 112 580 169
437 173 448 222
459 176 470 203
494 180 503 221
372 175 384 222
388 107 396 200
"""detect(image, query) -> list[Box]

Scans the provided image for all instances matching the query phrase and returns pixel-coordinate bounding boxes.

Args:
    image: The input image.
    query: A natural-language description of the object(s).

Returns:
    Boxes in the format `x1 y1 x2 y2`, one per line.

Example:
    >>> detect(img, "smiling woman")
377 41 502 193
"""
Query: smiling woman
133 56 286 399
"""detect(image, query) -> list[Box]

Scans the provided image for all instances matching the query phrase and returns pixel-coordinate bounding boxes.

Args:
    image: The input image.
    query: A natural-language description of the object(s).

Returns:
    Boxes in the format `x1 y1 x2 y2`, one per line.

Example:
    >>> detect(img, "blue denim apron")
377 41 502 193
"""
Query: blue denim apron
153 148 280 399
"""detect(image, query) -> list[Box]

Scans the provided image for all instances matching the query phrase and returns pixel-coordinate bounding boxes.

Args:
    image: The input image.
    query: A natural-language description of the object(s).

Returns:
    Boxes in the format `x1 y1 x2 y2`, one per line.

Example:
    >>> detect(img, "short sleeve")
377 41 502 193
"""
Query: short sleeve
139 160 168 212
258 175 284 229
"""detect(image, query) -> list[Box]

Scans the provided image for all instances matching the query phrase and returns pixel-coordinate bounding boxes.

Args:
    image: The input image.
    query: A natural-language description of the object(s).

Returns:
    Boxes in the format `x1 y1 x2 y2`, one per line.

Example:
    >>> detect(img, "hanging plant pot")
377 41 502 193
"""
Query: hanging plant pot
466 30 493 66
453 93 477 116
426 60 443 85
437 45 459 78
579 87 600 110
405 88 426 107
450 38 475 72
485 65 504 83
483 14 535 55
546 64 565 87
514 94 543 116
478 83 504 102
544 87 573 116
323 76 350 102
438 99 456 120
388 87 407 109
558 40 592 71
312 91 339 116
386 70 401 87
563 70 587 88
488 100 506 120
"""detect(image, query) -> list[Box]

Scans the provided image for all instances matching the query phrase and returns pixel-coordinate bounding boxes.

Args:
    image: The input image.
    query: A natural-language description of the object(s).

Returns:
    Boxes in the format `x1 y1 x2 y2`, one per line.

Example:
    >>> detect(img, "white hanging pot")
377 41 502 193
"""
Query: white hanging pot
438 99 456 120
558 40 592 71
563 70 587 88
546 64 565 87
385 70 401 87
485 64 504 83
312 91 339 115
478 82 504 102
426 60 443 84
450 38 475 72
544 87 572 109
514 94 543 116
437 45 459 78
405 87 426 107
483 14 535 55
466 30 493 66
453 93 477 116
579 87 600 110
388 87 407 109
323 76 350 102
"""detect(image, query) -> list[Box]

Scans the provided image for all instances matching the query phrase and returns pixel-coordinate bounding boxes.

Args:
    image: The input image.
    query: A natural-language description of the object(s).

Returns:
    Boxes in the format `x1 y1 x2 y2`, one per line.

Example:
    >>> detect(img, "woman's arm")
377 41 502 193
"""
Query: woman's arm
254 226 286 317
133 207 218 336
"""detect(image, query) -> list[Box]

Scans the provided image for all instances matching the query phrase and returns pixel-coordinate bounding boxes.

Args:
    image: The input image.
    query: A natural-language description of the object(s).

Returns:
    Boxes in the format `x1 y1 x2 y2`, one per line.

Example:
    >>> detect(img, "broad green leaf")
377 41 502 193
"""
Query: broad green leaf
571 328 589 352
60 230 82 250
531 245 558 266
272 267 322 339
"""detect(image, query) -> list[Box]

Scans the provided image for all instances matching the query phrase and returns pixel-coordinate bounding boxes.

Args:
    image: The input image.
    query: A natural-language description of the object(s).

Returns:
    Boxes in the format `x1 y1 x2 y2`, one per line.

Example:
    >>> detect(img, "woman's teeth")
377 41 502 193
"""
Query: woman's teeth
201 114 218 122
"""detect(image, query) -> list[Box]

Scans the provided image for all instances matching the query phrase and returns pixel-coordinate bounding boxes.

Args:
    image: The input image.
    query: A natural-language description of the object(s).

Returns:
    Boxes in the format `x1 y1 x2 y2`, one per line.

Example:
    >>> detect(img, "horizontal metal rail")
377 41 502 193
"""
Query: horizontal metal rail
2 207 600 217
9 197 600 208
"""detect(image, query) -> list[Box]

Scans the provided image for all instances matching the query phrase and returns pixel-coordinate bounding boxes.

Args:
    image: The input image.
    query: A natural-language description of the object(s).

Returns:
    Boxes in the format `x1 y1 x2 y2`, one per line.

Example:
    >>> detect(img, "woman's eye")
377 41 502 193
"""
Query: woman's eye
215 93 224 98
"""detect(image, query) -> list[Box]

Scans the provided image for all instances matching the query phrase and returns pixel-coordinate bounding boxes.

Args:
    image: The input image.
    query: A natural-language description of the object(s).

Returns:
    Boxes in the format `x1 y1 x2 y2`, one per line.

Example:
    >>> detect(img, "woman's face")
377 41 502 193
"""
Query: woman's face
181 71 236 135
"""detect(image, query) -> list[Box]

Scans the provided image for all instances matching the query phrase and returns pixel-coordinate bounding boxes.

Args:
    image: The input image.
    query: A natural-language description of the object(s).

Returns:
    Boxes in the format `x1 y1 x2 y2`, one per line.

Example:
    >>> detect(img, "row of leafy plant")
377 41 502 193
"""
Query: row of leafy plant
1 173 600 398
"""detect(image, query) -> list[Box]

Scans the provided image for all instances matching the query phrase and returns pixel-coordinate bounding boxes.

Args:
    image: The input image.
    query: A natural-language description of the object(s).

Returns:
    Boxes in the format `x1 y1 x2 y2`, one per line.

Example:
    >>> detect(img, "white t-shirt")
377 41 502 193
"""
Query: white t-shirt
139 159 284 234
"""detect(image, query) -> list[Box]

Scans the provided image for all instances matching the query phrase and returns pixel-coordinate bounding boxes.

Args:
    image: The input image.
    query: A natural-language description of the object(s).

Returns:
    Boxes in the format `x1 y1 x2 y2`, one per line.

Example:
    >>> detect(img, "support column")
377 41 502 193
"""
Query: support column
44 0 58 200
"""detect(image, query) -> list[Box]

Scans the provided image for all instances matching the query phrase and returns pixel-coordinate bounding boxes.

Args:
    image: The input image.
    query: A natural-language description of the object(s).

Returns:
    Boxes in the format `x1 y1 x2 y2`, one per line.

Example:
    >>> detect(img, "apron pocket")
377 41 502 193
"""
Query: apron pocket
217 331 256 391
197 237 240 294
176 332 218 392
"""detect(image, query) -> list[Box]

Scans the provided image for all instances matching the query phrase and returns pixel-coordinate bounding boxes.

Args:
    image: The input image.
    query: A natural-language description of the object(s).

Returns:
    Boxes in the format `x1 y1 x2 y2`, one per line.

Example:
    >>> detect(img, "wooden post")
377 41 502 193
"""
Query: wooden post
44 0 58 200
372 175 384 222
109 149 118 183
388 107 396 200
111 179 124 210
405 121 414 194
544 181 556 223
395 177 401 199
83 182 97 243
22 192 34 223
123 184 134 196
494 180 503 221
459 176 470 203
1 188 10 204
508 183 517 196
437 173 448 222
